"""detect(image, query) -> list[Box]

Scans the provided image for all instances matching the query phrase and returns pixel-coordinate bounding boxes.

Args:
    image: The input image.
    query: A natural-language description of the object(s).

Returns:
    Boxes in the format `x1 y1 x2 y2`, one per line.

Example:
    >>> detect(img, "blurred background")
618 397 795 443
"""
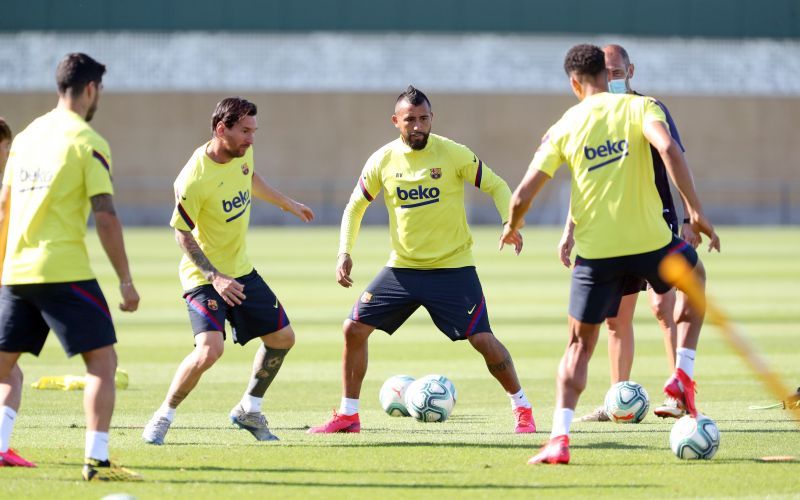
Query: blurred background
1 0 798 225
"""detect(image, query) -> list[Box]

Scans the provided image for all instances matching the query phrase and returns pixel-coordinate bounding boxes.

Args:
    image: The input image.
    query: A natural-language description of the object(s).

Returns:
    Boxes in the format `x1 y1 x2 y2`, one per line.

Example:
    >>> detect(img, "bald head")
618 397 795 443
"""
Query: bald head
603 44 634 94
603 44 630 66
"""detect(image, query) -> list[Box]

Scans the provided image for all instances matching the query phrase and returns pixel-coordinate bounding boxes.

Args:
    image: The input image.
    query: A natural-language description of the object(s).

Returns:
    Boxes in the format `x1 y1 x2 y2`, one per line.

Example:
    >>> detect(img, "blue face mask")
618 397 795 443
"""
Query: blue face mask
608 79 628 94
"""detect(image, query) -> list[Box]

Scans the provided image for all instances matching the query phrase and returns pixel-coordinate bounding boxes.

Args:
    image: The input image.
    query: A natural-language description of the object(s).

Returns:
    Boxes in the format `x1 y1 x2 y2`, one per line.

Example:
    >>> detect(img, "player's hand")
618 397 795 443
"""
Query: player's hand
211 272 246 306
680 221 701 249
119 282 140 312
498 223 523 255
557 229 575 268
689 212 721 253
336 253 354 288
288 200 315 223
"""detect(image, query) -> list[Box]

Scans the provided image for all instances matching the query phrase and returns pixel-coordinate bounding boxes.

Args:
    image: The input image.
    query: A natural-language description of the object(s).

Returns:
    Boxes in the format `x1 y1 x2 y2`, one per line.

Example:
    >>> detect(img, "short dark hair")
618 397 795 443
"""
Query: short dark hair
0 117 10 142
56 53 106 97
563 44 606 78
396 85 431 108
211 97 258 132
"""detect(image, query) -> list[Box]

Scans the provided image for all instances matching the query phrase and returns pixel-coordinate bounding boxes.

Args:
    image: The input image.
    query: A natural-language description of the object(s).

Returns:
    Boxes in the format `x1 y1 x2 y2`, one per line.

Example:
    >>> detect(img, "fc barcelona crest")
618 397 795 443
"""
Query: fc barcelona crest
430 168 442 179
360 292 373 304
207 299 219 311
241 163 250 175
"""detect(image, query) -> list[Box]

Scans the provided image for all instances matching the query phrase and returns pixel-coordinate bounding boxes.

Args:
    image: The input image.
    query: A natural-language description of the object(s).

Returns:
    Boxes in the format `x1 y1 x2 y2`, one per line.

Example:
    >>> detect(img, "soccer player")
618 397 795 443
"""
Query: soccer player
308 86 536 434
0 53 142 480
142 97 314 445
558 44 700 422
500 44 720 464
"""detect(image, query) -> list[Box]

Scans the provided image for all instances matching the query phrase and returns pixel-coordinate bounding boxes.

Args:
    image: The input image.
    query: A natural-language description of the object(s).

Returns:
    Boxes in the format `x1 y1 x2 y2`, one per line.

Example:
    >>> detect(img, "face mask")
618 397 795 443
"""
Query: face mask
608 78 628 94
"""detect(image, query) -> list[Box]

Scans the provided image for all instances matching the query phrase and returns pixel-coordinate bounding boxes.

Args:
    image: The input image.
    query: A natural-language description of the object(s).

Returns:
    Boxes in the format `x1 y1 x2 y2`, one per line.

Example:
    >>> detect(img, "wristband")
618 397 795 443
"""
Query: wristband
683 218 690 224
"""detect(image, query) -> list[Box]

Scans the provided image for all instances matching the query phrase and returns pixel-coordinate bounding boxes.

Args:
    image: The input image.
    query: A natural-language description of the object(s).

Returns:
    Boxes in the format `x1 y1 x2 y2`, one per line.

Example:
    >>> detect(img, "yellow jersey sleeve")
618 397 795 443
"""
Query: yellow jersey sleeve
84 138 114 198
529 125 565 178
643 97 668 125
170 167 204 232
454 144 512 223
339 152 384 255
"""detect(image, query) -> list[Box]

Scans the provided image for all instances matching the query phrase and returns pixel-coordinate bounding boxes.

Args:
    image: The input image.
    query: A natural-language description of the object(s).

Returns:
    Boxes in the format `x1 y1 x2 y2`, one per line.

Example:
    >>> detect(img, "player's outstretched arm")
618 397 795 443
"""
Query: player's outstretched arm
500 169 551 251
174 228 245 306
643 121 720 252
252 172 314 222
91 193 139 312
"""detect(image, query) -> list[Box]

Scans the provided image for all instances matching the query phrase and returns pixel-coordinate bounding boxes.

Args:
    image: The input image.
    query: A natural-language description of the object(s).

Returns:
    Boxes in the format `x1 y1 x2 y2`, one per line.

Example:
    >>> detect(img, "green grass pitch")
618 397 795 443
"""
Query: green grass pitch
1 226 798 498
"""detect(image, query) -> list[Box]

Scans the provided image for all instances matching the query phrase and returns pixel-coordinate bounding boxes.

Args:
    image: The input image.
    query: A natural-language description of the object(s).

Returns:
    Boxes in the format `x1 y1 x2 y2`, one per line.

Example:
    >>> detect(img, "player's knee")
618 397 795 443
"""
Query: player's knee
605 317 622 335
197 343 223 368
83 346 117 377
343 319 372 344
265 326 295 350
468 331 496 351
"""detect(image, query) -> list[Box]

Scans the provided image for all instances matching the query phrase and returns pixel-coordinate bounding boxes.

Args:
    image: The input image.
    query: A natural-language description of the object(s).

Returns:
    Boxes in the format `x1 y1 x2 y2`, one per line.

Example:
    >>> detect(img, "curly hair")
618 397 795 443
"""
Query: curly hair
563 44 606 78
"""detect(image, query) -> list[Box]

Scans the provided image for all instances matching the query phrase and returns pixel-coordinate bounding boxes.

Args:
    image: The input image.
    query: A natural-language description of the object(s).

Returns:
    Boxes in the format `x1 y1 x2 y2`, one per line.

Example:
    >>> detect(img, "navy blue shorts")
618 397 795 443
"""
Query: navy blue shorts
183 269 289 345
0 280 116 357
349 266 492 341
622 217 681 295
570 236 698 324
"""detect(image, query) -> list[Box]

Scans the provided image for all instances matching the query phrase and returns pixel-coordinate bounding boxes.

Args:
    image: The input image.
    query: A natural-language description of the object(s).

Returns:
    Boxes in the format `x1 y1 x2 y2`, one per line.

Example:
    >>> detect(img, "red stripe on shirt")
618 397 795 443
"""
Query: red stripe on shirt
474 160 483 188
359 178 374 202
177 202 195 230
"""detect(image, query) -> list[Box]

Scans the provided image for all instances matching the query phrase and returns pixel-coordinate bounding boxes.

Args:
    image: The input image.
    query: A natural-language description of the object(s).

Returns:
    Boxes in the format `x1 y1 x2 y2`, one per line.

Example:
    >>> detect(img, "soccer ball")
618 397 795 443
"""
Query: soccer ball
379 375 415 417
404 377 455 422
670 414 720 459
604 381 650 423
418 374 457 405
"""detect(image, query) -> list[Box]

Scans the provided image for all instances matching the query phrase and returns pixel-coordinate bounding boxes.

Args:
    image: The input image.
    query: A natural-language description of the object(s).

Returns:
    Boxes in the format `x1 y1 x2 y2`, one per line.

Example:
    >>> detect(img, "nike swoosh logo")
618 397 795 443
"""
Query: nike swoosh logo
473 155 477 163
273 299 279 309
181 195 187 200
467 304 476 314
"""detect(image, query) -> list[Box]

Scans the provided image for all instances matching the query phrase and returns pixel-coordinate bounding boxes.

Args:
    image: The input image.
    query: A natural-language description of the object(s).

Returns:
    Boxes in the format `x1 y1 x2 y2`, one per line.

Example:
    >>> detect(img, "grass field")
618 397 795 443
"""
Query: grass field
1 226 799 499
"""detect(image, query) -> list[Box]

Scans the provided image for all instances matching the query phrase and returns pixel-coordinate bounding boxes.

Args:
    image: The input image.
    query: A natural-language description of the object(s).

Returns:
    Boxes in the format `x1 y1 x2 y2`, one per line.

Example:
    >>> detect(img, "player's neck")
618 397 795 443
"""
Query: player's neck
205 139 233 164
56 98 89 121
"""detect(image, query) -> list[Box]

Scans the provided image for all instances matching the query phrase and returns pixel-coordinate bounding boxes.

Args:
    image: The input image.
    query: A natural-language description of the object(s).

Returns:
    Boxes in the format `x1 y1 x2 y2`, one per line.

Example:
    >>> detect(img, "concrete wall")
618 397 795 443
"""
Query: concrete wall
2 92 797 224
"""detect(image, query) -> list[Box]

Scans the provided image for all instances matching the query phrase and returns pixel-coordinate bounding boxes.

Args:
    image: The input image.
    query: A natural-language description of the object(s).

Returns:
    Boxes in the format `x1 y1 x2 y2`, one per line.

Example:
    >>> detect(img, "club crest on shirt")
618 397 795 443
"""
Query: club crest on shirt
360 292 373 304
430 168 442 179
207 299 218 311
241 163 250 175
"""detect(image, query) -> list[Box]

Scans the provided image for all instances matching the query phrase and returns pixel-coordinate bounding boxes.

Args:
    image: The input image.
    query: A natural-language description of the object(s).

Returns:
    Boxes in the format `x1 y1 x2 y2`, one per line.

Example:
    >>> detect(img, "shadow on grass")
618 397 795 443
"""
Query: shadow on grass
35 474 660 490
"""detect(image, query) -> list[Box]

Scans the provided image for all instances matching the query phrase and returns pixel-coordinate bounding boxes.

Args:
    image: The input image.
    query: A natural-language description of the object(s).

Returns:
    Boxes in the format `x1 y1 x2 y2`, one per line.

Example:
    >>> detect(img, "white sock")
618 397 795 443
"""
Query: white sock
339 397 359 416
0 406 17 453
550 408 574 439
156 402 176 422
241 394 263 413
85 431 109 461
676 347 696 379
508 389 532 409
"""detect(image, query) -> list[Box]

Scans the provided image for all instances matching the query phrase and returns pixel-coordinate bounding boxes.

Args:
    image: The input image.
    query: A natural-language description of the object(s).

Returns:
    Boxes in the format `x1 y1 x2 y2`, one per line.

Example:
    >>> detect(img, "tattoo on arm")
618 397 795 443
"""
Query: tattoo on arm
176 229 218 280
90 193 116 215
487 355 514 374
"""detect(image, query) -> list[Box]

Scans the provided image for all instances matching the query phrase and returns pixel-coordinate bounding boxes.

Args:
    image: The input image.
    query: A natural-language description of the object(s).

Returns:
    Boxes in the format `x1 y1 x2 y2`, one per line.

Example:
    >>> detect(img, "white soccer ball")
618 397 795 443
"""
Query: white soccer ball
404 377 455 422
418 374 457 405
604 381 650 423
379 375 416 417
670 414 720 460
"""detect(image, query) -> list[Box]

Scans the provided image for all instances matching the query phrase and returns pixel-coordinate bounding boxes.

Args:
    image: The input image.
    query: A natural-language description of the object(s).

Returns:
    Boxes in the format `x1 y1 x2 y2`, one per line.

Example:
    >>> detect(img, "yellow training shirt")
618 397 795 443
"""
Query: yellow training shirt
340 134 511 269
170 144 255 289
2 108 114 284
530 93 673 259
